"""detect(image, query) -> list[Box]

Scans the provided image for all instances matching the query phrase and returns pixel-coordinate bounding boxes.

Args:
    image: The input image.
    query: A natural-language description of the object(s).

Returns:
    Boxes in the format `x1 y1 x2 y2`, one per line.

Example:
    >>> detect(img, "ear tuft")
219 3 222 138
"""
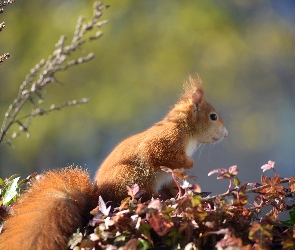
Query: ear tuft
187 74 204 93
181 74 204 110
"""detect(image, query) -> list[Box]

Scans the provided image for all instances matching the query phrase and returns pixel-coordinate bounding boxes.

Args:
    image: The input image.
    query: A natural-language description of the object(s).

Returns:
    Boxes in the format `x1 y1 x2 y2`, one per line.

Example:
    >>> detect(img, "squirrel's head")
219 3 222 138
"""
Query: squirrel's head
180 75 228 144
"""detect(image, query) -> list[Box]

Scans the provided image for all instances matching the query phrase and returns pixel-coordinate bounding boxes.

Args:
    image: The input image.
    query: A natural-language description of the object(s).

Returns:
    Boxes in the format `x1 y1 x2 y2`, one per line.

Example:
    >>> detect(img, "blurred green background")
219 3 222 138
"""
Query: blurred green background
0 0 294 199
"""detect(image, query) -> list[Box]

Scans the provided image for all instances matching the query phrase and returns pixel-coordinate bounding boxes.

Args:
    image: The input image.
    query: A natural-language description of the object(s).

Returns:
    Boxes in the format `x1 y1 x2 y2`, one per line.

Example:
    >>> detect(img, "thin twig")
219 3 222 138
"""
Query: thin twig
0 2 108 146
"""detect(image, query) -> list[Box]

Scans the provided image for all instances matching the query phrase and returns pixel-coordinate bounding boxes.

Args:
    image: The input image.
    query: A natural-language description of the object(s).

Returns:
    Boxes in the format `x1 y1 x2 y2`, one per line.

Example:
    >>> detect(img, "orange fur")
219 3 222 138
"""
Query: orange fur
95 76 227 204
0 75 227 249
0 167 99 250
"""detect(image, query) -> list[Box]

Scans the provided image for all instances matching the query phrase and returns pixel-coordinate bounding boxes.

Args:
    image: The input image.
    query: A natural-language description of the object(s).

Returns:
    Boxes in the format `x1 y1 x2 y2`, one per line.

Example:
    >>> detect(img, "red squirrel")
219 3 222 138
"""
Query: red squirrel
0 75 227 250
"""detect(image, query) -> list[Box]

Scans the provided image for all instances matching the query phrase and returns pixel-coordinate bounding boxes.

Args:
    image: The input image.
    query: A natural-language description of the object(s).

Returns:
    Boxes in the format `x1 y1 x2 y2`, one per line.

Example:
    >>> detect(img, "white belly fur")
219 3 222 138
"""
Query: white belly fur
186 138 199 157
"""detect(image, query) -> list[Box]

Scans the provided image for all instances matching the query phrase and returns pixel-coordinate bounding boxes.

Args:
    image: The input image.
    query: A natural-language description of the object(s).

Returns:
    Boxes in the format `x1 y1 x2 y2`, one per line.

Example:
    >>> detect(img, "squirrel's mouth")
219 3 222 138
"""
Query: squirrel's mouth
199 137 220 143
214 127 228 141
212 129 228 142
212 136 224 143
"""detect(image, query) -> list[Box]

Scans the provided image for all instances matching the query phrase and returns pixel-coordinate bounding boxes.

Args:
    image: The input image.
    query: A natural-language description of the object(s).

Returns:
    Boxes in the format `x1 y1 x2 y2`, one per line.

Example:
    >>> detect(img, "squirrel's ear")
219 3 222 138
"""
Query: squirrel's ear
187 75 204 112
192 89 204 112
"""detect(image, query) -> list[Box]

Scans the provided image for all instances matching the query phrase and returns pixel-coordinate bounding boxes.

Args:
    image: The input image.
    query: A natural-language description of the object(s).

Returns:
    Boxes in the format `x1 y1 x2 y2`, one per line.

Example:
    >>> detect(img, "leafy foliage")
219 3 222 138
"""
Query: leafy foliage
0 173 35 231
1 162 294 249
68 161 294 249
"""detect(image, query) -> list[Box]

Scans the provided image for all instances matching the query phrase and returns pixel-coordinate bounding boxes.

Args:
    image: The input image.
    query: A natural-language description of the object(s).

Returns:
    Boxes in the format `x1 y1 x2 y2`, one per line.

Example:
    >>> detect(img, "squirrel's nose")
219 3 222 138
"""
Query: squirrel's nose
223 127 228 138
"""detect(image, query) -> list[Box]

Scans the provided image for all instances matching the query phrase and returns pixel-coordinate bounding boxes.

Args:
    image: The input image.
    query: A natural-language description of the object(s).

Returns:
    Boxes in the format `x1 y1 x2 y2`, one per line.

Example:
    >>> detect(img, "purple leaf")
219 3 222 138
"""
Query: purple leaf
208 165 239 179
228 165 239 175
261 160 275 172
98 196 111 216
208 168 227 176
147 199 163 210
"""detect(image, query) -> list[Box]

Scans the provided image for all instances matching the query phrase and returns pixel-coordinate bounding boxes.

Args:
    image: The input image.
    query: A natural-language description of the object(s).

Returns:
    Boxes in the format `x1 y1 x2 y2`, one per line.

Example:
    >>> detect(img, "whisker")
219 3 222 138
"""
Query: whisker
196 144 205 159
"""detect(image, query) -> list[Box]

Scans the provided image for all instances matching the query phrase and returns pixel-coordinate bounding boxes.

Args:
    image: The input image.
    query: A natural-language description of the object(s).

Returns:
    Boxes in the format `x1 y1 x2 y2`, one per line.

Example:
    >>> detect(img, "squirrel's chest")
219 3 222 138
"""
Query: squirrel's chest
153 138 198 192
186 138 199 157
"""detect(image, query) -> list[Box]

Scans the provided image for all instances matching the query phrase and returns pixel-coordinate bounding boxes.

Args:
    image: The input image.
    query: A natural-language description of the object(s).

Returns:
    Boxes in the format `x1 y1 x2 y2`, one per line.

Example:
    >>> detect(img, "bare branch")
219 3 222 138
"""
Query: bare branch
0 52 10 64
0 21 5 31
0 1 108 146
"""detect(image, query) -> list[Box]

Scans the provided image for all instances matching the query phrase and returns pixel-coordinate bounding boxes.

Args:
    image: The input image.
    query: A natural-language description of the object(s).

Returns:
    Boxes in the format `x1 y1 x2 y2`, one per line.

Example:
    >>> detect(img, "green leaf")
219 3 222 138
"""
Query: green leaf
289 207 295 222
139 223 152 243
191 195 202 207
162 228 184 247
282 207 295 227
67 232 82 249
2 177 20 205
7 174 20 182
0 178 4 185
233 177 240 187
137 238 151 250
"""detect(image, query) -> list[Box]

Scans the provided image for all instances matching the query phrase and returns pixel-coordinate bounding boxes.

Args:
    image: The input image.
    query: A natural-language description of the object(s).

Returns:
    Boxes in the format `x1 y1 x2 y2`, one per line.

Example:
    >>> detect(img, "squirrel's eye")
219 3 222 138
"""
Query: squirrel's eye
209 113 218 121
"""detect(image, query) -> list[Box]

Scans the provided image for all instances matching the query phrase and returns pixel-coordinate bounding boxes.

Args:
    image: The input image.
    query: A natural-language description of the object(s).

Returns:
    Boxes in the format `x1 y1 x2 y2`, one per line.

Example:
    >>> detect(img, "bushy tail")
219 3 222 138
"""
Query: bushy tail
0 167 99 250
